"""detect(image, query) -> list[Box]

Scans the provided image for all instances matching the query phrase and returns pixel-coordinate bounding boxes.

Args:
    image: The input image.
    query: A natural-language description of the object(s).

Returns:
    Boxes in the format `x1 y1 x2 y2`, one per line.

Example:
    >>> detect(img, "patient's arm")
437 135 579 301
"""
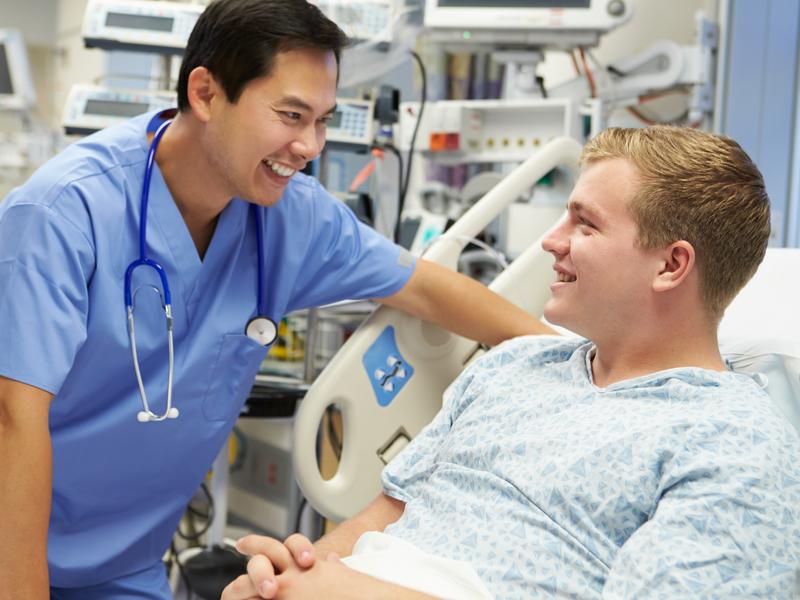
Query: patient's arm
314 493 405 558
223 494 405 599
603 421 800 597
274 554 437 600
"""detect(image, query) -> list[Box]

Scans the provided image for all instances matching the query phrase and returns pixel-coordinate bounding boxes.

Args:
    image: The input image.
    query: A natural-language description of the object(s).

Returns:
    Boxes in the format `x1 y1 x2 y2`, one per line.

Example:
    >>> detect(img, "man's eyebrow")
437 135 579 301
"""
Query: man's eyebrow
277 96 337 115
567 200 603 223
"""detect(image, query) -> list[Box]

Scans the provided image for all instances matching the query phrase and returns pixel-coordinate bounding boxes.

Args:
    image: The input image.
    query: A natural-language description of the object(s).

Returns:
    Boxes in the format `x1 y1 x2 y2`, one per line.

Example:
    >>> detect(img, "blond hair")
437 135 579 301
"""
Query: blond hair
581 126 770 322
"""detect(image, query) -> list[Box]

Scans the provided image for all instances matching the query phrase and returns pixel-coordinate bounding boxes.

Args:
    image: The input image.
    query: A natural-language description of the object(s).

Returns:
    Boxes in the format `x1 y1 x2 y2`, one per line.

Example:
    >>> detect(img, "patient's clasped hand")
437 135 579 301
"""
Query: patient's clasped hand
222 127 800 599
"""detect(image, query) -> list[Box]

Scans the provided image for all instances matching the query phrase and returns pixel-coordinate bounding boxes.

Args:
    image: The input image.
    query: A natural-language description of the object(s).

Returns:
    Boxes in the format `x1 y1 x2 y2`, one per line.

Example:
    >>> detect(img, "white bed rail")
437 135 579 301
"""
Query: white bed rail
293 137 582 522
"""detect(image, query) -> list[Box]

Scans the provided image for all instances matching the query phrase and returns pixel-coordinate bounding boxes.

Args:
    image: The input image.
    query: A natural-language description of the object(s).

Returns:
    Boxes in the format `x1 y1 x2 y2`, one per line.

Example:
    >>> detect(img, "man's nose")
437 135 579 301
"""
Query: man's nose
292 123 324 161
541 218 569 256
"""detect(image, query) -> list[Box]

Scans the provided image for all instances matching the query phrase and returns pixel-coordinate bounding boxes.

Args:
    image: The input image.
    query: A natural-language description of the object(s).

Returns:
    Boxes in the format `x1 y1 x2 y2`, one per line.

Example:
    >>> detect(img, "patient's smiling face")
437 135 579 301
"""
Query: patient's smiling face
541 158 662 340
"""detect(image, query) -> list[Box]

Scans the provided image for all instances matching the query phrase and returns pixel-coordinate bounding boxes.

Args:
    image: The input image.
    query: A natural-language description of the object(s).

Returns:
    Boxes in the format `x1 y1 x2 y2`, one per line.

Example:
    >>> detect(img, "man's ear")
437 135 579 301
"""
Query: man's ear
653 240 695 293
186 66 220 122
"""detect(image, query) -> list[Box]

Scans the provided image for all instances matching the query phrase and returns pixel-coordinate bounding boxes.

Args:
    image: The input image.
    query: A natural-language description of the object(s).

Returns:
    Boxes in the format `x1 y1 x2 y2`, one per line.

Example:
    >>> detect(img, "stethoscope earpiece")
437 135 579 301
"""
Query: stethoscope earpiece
137 407 179 422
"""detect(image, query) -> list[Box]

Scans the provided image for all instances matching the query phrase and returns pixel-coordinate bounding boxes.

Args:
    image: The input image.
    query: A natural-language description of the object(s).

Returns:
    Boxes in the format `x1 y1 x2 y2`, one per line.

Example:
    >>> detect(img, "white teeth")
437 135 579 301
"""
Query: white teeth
265 160 296 177
557 272 577 283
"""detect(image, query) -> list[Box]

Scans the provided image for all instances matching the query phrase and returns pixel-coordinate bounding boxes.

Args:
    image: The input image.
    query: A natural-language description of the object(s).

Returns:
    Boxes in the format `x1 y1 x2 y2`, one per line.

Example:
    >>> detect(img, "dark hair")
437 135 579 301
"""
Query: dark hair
177 0 349 111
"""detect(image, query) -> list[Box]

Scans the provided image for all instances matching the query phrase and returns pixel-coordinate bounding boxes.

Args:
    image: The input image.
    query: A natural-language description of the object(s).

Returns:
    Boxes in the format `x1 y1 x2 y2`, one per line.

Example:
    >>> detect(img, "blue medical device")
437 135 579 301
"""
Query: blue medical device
124 119 277 423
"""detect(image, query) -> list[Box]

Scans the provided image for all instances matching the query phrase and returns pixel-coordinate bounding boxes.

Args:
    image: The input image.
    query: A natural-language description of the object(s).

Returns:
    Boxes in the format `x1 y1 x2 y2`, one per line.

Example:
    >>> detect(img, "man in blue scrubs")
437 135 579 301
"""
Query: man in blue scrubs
0 1 551 598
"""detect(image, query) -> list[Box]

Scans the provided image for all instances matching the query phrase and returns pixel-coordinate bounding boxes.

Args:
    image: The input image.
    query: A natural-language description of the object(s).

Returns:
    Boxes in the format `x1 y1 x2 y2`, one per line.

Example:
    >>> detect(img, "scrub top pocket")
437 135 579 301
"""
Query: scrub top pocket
202 333 267 422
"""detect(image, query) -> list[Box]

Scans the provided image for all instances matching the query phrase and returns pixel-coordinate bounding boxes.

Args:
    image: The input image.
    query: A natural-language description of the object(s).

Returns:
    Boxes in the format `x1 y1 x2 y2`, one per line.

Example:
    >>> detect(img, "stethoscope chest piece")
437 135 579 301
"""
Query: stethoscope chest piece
246 315 278 346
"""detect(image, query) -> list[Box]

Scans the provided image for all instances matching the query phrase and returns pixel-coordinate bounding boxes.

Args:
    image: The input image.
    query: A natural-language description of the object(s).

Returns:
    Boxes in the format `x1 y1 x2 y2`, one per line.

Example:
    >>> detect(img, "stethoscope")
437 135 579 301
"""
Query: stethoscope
124 119 278 423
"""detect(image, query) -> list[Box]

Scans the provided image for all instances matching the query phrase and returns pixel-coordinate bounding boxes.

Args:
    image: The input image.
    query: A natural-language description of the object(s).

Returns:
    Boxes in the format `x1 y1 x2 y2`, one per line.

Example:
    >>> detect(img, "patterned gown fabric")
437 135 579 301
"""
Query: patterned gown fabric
382 335 800 599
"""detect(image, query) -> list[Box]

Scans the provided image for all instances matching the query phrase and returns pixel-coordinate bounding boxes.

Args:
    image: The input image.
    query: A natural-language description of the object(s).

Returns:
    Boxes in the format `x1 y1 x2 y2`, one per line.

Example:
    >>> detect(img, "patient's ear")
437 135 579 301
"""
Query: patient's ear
653 240 695 292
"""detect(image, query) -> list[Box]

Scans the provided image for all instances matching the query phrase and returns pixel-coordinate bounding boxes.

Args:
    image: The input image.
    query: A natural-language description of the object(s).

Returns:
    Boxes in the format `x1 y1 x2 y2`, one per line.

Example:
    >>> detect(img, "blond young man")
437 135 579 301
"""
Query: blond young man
224 127 800 599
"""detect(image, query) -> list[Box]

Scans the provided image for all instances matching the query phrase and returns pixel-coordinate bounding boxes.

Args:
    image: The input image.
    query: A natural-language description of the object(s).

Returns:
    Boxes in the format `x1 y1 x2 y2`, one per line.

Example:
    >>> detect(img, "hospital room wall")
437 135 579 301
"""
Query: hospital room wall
715 0 800 248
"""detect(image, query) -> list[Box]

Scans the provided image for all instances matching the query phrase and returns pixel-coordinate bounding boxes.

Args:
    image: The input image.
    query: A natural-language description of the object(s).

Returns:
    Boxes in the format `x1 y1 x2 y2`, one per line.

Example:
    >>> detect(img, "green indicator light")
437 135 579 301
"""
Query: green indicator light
462 30 472 40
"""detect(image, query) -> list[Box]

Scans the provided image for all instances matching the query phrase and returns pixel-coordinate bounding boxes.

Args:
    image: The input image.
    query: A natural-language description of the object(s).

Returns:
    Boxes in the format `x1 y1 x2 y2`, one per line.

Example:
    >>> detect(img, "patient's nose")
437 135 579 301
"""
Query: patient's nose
541 220 569 256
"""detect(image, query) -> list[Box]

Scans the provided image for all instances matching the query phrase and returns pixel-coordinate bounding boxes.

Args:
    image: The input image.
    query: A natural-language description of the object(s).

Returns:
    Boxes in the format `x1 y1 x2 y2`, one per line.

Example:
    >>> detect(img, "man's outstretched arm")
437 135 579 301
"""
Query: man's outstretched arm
379 258 556 346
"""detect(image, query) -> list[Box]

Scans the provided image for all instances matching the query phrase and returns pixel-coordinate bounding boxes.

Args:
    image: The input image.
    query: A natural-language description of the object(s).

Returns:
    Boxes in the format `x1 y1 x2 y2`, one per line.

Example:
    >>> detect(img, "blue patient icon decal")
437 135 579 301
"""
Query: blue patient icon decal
362 326 414 407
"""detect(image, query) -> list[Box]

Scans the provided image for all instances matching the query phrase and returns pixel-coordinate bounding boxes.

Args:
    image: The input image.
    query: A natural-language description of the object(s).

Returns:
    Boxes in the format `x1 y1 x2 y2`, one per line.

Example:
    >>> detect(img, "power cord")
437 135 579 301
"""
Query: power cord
372 143 405 243
169 541 194 600
399 50 428 232
176 482 215 543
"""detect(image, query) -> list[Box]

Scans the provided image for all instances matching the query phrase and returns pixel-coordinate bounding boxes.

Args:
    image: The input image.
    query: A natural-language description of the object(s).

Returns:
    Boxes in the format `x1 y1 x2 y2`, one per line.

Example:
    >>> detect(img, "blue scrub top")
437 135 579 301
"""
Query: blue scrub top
0 111 415 588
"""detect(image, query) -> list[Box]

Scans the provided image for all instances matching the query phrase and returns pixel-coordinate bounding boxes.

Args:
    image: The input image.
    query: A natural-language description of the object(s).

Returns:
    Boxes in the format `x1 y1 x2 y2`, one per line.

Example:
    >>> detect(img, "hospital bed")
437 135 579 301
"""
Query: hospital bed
293 137 800 523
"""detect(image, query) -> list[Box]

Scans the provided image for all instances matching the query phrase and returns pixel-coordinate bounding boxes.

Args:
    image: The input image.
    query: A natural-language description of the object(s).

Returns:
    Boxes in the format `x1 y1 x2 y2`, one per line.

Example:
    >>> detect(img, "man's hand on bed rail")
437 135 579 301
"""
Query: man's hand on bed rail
222 533 316 599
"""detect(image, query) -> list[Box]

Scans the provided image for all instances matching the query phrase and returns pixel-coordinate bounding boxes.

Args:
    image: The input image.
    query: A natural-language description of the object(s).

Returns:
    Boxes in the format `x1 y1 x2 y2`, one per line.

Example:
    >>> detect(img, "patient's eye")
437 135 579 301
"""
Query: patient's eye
578 217 595 233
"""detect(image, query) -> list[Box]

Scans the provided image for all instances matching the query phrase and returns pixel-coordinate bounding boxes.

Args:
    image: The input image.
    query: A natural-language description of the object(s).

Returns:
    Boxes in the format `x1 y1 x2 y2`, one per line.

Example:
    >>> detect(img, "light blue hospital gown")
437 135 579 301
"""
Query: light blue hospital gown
382 335 800 599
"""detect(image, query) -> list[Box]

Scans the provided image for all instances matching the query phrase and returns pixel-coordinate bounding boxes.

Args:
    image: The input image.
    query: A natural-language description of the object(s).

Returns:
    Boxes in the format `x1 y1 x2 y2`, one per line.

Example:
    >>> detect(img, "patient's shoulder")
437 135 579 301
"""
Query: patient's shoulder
481 334 587 368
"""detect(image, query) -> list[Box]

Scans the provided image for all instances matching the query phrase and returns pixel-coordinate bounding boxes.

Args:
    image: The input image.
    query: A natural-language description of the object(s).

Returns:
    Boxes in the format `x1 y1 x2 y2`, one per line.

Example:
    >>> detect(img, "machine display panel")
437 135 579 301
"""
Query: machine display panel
328 108 343 129
0 30 36 111
0 45 12 95
82 0 204 54
105 12 175 32
436 1 590 6
85 98 151 118
424 0 632 46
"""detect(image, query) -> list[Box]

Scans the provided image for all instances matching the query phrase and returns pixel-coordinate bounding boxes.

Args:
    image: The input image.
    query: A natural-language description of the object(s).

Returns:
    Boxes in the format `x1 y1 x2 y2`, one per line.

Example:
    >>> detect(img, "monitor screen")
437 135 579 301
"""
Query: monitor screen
436 0 590 6
0 44 13 95
85 98 150 118
328 107 343 129
105 12 175 32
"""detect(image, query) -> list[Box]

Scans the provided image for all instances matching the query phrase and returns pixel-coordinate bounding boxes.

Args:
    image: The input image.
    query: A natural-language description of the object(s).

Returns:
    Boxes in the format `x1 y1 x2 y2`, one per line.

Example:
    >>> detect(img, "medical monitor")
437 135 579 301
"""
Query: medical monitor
311 0 396 43
62 84 176 135
424 0 633 48
0 29 36 112
82 0 204 55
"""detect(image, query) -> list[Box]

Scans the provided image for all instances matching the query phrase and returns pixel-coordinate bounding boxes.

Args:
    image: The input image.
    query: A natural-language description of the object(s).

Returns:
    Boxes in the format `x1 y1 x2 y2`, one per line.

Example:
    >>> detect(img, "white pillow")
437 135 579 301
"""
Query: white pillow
719 249 800 434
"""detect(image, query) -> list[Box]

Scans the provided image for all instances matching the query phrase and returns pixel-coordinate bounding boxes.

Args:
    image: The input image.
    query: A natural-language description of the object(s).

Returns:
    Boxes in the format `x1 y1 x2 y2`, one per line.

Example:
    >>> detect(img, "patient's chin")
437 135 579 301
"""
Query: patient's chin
543 303 576 333
542 302 561 325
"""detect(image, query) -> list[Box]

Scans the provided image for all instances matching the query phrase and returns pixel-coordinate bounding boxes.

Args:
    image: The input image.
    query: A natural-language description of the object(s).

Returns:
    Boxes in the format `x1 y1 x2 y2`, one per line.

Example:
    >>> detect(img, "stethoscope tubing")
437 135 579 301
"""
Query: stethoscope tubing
125 117 276 423
124 119 173 309
253 201 266 317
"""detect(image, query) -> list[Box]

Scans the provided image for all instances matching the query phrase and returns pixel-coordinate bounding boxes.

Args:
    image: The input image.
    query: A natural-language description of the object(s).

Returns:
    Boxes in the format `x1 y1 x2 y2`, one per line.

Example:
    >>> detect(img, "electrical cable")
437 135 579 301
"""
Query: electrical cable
400 50 428 227
326 405 343 462
578 48 596 98
294 497 309 534
170 541 194 600
176 482 215 542
626 105 699 128
444 235 510 270
536 75 548 99
376 143 405 243
583 50 701 128
569 49 582 76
